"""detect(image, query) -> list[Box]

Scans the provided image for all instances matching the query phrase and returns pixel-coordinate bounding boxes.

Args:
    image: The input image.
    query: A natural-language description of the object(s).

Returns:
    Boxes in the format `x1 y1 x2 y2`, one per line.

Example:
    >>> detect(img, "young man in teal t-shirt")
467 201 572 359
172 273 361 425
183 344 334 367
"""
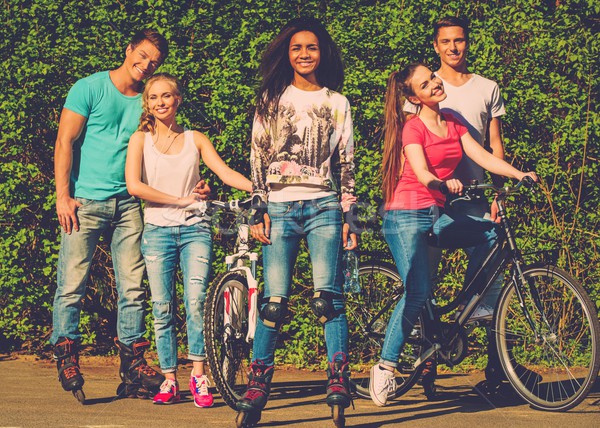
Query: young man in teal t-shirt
51 29 169 401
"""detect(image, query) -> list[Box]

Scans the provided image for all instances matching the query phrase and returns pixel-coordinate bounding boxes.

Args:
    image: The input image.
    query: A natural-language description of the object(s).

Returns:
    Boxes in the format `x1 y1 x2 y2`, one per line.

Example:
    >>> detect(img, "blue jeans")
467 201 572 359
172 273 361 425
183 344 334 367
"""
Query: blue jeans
141 222 213 373
380 205 498 367
51 196 146 346
252 195 348 366
451 198 503 308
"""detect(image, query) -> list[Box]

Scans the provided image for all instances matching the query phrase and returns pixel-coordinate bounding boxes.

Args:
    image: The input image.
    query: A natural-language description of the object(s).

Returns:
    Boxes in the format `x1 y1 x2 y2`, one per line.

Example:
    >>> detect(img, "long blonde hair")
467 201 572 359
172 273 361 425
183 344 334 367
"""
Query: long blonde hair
138 73 182 134
381 63 422 203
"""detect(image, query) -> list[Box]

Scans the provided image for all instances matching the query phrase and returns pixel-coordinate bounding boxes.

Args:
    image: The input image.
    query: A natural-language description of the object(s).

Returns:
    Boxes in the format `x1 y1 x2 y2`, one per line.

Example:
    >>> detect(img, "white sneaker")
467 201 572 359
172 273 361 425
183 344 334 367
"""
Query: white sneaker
369 364 397 406
468 304 494 322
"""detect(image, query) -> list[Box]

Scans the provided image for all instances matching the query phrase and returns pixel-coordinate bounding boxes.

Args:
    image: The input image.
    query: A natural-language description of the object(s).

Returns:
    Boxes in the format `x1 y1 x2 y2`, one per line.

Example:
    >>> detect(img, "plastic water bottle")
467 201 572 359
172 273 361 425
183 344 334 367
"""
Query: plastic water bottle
343 241 360 293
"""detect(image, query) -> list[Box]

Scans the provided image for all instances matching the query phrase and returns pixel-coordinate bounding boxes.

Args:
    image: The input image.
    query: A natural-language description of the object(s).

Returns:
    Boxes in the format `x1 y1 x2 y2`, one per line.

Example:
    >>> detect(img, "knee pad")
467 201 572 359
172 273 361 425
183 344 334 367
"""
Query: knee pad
310 291 343 324
259 296 288 329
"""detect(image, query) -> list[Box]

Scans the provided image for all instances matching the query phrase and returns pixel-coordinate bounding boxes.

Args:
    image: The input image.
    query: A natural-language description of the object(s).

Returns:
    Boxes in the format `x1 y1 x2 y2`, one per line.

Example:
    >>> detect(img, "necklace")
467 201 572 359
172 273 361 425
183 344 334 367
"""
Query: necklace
153 123 182 154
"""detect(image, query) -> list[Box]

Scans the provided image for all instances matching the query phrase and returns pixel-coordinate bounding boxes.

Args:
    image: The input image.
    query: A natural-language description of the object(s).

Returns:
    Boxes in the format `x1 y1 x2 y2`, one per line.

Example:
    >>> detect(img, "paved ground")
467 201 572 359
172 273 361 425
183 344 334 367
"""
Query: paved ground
1 354 599 427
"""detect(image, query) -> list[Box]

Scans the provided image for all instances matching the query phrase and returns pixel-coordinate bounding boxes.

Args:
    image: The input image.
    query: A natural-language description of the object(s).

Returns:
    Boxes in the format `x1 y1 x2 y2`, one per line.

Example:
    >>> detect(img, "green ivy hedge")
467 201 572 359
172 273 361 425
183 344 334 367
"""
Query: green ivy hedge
1 0 598 368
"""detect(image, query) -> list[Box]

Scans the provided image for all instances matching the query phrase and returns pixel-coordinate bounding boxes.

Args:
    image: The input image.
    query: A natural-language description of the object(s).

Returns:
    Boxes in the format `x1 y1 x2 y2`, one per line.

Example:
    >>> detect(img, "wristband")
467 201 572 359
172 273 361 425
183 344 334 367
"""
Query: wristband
343 203 361 235
249 194 267 225
438 181 449 195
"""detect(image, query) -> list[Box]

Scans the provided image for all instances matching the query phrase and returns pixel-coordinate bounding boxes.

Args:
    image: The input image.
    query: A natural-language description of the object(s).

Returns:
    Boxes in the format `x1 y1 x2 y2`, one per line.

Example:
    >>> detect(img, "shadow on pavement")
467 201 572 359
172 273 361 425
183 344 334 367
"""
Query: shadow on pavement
237 376 528 427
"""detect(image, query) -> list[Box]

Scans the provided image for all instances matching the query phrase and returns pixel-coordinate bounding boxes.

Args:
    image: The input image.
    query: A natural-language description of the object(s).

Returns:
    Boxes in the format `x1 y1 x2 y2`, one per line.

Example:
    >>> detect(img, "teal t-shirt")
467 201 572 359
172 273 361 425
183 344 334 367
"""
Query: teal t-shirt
64 71 142 200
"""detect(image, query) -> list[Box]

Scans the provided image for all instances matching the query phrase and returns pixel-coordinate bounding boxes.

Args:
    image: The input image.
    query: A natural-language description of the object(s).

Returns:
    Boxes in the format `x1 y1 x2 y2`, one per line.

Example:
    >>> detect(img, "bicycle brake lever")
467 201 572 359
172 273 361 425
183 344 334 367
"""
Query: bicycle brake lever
449 193 473 207
182 200 209 216
522 176 535 187
520 176 537 194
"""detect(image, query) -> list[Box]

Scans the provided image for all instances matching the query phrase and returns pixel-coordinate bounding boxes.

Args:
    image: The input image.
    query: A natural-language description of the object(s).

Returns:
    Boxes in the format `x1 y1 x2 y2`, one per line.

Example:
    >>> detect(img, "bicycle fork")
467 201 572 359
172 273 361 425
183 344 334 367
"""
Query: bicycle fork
223 223 260 343
508 260 551 342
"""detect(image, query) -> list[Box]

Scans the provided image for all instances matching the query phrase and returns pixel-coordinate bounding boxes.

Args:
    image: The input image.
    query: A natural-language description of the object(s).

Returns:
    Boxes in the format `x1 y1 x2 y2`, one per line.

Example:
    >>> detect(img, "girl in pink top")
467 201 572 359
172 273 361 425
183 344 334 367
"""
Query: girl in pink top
369 63 537 407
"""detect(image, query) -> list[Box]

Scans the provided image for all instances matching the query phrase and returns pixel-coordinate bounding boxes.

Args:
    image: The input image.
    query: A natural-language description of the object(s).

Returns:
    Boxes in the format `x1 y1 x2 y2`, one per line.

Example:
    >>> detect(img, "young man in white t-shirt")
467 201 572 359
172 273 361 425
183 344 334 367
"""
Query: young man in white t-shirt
433 17 506 191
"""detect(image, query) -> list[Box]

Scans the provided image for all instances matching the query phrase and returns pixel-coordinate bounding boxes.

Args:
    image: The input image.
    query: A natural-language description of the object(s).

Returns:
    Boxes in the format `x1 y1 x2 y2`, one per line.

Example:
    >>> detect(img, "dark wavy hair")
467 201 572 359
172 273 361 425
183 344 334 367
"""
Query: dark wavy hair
256 17 344 118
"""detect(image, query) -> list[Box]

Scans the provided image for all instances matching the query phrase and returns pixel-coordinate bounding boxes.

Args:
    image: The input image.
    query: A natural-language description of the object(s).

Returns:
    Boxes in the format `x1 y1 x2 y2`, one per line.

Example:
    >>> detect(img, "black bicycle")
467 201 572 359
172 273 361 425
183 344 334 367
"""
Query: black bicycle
346 179 600 411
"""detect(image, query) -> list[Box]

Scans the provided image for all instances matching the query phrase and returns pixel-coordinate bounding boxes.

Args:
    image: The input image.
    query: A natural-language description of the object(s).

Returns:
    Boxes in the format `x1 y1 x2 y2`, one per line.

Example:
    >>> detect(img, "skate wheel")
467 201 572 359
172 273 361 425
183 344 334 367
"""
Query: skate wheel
331 405 345 428
116 382 126 397
236 410 261 428
135 386 153 399
72 388 86 404
424 382 437 400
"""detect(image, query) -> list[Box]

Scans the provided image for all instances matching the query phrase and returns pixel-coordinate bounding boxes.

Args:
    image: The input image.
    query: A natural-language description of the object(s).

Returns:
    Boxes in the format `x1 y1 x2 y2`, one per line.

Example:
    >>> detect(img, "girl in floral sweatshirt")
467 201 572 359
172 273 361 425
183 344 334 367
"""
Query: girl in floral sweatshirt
235 17 357 426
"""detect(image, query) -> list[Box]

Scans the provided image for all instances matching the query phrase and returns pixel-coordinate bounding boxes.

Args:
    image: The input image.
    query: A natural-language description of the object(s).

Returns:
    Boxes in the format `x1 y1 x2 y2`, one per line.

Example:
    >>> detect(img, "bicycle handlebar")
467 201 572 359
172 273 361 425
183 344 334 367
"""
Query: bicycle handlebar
183 197 254 216
464 176 534 193
446 177 536 207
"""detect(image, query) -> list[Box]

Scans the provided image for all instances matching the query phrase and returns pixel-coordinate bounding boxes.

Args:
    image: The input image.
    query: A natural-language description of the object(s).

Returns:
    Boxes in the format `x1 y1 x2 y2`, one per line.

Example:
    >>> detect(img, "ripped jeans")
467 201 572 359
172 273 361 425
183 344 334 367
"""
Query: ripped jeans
141 222 212 373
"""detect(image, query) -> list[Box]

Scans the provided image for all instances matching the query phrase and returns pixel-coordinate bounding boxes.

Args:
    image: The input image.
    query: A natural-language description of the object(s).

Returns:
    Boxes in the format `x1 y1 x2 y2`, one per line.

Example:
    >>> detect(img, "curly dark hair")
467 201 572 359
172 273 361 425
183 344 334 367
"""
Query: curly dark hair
256 17 344 118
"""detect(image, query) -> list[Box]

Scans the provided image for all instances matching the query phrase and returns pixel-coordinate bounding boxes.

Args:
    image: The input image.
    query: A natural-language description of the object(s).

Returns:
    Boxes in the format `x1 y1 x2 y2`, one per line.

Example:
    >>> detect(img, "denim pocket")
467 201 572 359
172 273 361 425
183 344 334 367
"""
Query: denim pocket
143 223 159 232
268 202 293 217
315 195 341 212
193 220 212 234
75 197 95 208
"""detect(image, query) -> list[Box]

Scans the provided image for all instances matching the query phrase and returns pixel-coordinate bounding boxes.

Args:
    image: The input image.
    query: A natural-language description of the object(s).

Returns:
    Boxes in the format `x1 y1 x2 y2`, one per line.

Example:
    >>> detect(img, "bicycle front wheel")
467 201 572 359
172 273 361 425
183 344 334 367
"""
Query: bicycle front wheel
204 271 252 410
494 263 600 411
347 262 425 399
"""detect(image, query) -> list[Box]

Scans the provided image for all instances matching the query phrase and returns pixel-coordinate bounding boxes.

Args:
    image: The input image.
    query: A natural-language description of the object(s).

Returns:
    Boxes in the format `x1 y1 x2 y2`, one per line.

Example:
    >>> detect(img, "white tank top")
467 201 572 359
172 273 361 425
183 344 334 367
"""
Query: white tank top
141 130 203 226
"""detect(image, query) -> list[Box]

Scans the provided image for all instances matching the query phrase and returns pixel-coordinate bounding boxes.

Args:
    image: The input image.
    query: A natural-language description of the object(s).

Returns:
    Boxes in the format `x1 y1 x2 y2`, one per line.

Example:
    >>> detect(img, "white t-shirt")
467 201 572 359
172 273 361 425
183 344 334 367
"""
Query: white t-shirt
404 73 505 182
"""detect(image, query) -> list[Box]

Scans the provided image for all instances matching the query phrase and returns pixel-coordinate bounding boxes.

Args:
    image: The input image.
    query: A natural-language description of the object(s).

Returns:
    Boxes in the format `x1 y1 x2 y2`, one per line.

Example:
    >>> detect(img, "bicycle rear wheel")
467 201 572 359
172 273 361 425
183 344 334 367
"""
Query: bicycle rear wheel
347 262 425 399
204 271 252 410
494 263 600 411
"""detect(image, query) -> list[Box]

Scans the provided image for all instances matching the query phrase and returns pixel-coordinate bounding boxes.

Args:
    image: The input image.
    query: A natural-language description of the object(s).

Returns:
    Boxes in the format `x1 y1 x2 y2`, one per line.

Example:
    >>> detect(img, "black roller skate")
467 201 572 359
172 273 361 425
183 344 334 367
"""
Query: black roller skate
114 338 164 399
419 357 438 400
235 361 274 428
326 352 352 428
53 337 86 404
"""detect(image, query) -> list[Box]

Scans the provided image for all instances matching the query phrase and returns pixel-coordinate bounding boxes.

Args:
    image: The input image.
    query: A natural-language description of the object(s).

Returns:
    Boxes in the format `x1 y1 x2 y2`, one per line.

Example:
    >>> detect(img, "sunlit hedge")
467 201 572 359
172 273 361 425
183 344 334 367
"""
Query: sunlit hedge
1 0 598 367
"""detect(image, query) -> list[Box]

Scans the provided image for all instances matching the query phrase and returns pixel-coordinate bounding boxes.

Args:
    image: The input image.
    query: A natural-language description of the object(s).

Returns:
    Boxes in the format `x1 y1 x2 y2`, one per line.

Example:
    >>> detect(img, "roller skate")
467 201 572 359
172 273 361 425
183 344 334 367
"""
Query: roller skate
326 352 352 428
53 337 86 404
114 338 164 399
235 361 274 428
419 357 437 400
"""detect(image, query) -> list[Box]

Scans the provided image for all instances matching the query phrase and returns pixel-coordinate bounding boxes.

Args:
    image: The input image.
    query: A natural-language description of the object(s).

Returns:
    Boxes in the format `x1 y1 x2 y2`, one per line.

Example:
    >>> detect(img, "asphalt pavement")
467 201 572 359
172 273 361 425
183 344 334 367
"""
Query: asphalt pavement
1 354 598 427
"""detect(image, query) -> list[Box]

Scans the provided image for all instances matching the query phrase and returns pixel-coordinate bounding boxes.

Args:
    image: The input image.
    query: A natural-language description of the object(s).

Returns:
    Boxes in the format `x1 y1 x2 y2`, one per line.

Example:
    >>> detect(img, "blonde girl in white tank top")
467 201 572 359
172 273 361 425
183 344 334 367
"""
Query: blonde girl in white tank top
125 73 251 407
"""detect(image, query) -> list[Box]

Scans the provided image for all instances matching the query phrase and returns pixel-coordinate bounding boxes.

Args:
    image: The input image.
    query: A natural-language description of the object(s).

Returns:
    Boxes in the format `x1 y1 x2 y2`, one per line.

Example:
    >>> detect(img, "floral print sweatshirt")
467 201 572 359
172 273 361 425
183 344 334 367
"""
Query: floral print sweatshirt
250 85 356 212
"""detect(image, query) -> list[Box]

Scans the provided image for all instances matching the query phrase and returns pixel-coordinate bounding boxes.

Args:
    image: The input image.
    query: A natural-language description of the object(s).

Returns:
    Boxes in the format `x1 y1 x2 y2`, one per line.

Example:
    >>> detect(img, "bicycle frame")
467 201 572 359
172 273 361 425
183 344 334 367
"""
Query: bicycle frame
224 220 259 342
414 181 544 368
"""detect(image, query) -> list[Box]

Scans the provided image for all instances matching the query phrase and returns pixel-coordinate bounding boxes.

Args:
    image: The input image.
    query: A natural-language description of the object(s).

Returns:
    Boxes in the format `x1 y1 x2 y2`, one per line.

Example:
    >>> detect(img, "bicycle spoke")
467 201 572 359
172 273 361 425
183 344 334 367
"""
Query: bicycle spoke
348 263 425 400
495 265 600 410
205 272 252 410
